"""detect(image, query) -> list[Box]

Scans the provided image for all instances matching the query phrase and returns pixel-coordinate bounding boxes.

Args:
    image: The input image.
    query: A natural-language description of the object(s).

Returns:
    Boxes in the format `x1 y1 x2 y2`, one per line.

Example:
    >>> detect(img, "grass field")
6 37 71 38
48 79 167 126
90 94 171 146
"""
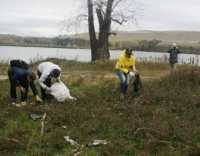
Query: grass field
1 60 200 156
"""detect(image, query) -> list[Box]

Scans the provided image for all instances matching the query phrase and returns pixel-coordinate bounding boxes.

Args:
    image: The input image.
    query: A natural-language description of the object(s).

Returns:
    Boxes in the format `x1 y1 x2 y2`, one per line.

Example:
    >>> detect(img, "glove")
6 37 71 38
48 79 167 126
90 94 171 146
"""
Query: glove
129 71 135 77
35 95 42 102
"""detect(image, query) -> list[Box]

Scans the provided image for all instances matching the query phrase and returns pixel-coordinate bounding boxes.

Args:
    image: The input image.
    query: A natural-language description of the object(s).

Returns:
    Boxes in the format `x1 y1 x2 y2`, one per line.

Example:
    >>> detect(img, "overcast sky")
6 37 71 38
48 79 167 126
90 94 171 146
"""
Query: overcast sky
0 0 200 37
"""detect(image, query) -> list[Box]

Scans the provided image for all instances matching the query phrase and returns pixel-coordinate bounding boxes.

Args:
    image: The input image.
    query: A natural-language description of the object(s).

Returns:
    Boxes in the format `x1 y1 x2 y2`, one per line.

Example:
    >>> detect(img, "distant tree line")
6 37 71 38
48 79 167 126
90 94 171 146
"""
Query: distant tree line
0 35 90 48
110 39 163 51
109 39 200 54
0 34 199 54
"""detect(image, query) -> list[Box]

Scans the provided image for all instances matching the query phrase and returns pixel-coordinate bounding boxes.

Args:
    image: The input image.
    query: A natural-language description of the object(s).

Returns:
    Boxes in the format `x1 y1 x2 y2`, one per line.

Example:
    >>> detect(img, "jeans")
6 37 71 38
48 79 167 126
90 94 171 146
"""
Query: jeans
116 70 129 95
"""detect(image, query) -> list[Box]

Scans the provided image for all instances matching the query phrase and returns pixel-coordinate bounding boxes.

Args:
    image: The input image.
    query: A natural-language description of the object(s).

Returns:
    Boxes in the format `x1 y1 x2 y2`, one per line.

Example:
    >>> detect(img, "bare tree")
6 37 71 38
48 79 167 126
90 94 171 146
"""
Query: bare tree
63 0 141 62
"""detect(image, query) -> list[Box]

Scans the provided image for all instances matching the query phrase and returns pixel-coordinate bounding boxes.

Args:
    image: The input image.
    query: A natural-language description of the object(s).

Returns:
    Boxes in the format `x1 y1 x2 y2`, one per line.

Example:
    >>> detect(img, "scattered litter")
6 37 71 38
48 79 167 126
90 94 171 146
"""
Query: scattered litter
64 136 108 148
64 136 79 146
40 113 47 136
87 140 108 147
6 138 20 144
62 125 67 129
71 145 84 156
30 113 43 121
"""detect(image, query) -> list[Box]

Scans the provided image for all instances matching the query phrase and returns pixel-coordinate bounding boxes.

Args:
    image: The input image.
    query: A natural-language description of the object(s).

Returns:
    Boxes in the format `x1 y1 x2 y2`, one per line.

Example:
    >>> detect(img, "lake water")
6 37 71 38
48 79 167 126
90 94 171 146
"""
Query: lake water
0 46 200 65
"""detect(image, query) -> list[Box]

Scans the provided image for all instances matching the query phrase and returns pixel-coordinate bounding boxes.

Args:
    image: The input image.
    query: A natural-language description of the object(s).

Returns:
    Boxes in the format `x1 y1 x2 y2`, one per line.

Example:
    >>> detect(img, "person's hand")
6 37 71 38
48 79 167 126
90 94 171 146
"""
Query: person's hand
35 95 42 102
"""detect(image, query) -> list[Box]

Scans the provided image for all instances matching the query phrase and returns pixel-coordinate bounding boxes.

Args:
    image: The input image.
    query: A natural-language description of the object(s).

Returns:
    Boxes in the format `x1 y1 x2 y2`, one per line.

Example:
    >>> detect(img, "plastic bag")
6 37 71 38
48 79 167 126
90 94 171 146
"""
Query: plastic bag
49 81 76 102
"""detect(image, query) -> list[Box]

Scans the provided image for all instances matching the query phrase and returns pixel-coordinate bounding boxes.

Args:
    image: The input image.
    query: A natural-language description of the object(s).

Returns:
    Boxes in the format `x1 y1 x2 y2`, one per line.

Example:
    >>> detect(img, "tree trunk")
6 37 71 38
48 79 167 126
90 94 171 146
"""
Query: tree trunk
88 0 98 61
88 0 113 61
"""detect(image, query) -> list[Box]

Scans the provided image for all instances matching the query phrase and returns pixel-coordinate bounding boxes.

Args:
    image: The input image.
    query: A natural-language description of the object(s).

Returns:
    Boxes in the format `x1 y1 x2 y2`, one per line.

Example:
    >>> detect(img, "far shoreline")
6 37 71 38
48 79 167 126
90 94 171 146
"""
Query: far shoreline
0 44 199 55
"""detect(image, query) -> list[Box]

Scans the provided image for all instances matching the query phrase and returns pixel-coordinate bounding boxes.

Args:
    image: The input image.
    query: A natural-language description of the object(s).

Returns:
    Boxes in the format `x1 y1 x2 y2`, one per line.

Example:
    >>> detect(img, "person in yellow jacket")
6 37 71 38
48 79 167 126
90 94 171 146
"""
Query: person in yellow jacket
115 48 137 99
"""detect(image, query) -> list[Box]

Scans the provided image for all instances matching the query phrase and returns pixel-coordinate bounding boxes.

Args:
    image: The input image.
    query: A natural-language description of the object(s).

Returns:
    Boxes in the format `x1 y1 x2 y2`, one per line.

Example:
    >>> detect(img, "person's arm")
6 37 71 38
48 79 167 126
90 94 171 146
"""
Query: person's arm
29 80 38 96
177 48 181 54
38 73 50 90
168 48 172 53
29 80 42 102
132 63 136 72
131 56 137 73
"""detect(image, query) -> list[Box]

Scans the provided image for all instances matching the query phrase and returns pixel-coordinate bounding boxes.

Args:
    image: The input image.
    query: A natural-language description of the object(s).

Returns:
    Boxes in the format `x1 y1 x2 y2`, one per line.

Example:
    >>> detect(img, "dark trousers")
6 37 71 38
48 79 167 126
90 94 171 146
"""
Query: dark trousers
8 69 29 102
37 71 51 100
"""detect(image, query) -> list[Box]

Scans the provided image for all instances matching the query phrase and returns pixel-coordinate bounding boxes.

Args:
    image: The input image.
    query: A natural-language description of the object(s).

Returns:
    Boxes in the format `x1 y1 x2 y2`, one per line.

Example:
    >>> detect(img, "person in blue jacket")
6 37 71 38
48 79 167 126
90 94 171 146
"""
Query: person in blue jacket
8 60 42 107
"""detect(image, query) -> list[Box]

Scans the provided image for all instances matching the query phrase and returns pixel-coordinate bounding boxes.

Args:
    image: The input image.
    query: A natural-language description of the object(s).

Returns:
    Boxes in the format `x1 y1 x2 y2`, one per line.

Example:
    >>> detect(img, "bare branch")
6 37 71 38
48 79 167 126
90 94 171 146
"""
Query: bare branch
112 0 123 10
77 14 88 21
111 17 127 25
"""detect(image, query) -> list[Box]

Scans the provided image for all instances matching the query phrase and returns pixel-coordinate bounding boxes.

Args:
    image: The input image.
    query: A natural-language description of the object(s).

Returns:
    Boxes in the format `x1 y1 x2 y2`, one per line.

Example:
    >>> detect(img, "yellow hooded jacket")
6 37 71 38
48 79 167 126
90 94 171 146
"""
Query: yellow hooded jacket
115 50 136 74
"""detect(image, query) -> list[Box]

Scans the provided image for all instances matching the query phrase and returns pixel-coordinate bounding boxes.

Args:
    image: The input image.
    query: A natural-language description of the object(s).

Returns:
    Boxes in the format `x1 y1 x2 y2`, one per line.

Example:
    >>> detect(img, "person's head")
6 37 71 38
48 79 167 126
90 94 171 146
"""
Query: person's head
50 69 61 78
125 48 133 58
172 43 177 48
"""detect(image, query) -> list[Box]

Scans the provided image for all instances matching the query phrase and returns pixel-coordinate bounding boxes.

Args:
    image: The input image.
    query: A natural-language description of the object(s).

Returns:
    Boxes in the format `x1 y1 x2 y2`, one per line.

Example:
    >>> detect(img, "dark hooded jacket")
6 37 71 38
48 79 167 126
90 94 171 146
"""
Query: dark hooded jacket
168 47 180 64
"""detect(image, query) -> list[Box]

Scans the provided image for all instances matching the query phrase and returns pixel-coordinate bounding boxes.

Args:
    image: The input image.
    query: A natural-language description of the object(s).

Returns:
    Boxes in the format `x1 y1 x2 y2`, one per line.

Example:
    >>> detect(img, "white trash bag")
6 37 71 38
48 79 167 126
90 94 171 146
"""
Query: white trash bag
49 81 76 102
129 71 135 77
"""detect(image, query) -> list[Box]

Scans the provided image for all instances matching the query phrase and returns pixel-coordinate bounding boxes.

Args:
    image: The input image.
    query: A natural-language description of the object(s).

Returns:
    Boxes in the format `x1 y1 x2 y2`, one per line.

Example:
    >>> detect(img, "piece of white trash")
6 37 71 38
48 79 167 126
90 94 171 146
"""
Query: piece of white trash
64 136 79 146
49 81 76 102
88 140 108 146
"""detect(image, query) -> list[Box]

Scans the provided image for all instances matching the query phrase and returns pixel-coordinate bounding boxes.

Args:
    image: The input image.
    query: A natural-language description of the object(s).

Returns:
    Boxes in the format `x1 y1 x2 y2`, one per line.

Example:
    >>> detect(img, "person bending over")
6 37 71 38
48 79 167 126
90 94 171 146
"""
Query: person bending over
8 60 42 107
37 62 61 100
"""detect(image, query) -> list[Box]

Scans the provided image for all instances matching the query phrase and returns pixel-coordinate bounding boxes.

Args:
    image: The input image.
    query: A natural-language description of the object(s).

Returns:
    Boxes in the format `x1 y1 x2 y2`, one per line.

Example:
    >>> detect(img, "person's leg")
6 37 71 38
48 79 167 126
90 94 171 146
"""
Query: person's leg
124 74 129 94
170 62 175 70
37 70 46 100
116 70 127 98
174 63 177 70
8 68 17 102
20 80 29 102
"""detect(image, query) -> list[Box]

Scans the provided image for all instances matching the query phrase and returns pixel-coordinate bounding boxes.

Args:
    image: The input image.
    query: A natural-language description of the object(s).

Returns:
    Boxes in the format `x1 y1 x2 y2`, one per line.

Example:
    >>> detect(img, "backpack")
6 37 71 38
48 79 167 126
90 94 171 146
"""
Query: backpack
10 60 29 70
132 74 142 92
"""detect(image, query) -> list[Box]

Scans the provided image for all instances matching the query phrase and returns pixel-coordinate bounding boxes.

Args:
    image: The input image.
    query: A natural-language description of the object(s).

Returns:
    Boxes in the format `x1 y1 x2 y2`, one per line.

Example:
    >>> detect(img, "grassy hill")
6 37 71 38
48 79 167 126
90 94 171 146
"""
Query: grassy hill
1 59 200 155
72 30 200 53
73 30 200 44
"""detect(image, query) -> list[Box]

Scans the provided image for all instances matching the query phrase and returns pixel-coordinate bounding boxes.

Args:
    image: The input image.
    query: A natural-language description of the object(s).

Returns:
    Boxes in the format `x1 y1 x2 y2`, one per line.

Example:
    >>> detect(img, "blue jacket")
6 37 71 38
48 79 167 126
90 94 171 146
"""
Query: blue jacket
11 67 31 84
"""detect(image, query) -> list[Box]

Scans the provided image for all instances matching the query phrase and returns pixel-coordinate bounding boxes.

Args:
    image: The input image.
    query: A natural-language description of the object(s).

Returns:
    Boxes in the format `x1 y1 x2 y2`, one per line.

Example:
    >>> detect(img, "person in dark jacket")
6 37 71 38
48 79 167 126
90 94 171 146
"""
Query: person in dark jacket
8 60 42 107
168 43 181 69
